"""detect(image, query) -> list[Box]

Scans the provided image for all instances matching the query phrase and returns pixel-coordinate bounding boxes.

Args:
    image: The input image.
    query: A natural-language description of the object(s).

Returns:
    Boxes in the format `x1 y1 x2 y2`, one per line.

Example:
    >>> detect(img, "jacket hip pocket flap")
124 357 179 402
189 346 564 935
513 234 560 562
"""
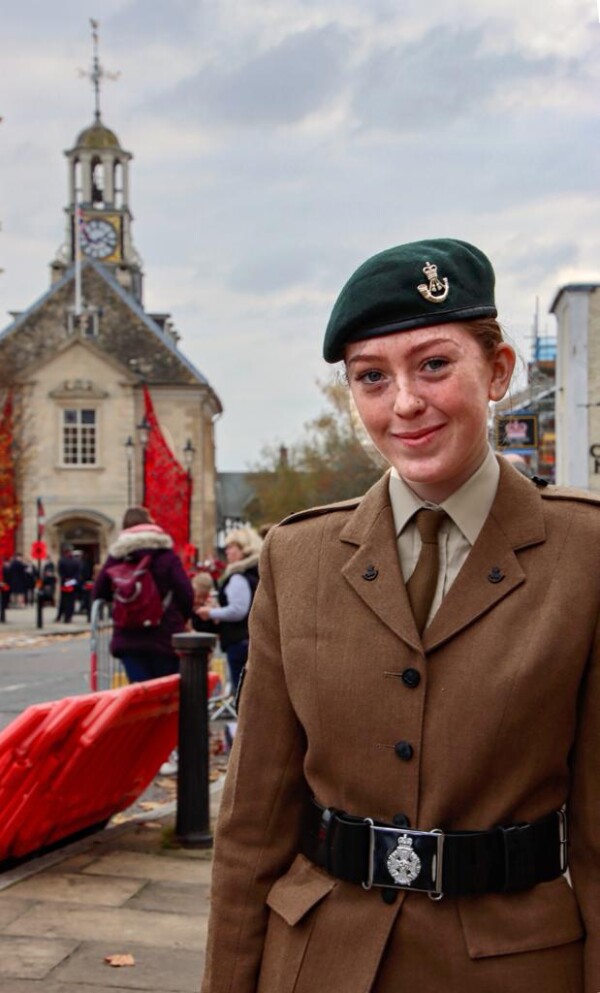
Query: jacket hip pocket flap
266 854 336 927
458 876 584 959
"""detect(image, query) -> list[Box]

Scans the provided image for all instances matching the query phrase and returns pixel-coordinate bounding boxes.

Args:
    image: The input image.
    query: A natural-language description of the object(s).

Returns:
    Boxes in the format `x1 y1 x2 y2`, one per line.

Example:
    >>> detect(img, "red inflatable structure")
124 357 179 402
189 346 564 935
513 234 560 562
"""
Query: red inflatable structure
0 675 181 863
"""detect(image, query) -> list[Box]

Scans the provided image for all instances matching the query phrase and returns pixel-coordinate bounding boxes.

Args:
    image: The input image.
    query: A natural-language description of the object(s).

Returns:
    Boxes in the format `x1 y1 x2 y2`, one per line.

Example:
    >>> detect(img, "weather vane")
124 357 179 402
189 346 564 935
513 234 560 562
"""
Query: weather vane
78 18 120 122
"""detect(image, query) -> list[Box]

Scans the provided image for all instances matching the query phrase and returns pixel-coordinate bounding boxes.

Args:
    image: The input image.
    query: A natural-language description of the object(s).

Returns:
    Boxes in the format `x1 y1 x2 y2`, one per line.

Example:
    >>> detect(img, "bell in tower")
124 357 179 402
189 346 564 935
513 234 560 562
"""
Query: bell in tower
51 20 144 303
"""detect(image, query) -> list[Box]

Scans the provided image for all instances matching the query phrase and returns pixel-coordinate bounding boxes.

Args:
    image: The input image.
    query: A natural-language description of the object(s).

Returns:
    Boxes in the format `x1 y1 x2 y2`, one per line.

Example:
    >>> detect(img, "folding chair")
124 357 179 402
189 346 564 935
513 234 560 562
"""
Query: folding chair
208 653 238 721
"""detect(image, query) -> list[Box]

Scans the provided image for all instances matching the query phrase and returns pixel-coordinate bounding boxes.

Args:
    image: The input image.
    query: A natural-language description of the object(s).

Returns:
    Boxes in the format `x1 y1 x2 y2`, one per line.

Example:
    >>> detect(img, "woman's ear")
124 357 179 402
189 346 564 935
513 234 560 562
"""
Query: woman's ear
488 343 516 402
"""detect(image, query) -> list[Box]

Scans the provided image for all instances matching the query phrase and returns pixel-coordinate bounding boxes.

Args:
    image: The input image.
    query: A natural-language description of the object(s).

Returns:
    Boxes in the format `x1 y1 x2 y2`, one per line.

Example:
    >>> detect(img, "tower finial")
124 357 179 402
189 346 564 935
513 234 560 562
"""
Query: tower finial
78 18 120 123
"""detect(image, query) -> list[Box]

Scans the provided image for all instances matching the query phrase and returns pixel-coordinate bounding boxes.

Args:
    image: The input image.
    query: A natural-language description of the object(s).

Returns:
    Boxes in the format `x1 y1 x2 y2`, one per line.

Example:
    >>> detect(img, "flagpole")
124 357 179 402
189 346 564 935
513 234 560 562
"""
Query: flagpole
35 497 45 631
74 203 82 319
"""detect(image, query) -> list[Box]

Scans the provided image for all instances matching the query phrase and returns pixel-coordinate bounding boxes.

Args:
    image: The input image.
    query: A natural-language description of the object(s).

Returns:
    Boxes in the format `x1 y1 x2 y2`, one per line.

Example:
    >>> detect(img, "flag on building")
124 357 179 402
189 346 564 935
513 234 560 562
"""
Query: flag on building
142 386 190 552
74 203 86 318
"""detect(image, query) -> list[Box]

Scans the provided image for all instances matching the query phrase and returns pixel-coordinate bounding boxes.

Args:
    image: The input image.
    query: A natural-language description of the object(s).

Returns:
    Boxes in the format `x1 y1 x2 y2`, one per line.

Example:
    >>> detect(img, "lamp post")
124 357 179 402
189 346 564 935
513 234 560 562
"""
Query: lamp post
136 415 151 505
183 438 195 544
124 435 134 506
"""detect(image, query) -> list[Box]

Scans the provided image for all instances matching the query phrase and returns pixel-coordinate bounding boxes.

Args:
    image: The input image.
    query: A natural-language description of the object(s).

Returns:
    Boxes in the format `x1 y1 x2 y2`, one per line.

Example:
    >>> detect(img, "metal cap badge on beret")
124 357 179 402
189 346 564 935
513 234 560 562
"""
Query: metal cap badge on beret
323 238 497 363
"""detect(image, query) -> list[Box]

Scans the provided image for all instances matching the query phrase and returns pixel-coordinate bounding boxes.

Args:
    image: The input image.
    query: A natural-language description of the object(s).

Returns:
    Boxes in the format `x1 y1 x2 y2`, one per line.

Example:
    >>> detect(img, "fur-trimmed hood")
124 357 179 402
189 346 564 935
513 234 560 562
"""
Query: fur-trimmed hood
219 551 260 586
108 524 174 560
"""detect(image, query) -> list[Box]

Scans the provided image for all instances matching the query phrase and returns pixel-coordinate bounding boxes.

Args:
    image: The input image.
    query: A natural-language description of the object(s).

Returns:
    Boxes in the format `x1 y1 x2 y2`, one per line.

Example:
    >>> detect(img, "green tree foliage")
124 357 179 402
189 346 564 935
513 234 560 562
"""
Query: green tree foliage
247 381 385 526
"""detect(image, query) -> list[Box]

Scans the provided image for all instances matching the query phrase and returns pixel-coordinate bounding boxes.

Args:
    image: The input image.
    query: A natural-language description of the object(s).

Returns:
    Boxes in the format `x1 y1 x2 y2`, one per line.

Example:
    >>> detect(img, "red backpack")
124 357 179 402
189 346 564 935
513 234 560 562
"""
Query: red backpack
106 554 171 629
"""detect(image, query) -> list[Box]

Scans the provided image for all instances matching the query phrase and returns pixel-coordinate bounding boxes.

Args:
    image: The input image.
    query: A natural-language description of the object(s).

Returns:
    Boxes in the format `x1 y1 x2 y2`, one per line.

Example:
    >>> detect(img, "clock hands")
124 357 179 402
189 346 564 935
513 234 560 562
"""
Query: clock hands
78 217 118 259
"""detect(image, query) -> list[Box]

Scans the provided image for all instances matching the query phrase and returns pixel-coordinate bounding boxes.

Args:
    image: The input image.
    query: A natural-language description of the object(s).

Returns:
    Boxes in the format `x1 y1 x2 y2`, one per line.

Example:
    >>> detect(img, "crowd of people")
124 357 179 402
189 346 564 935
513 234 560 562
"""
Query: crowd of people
1 553 42 608
87 507 264 774
0 546 96 620
1 516 265 660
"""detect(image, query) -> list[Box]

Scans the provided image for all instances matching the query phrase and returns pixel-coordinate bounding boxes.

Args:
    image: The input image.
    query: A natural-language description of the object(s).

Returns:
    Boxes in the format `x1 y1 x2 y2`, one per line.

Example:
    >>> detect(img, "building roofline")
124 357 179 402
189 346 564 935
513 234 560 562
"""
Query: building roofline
549 283 600 314
0 268 75 341
0 261 222 411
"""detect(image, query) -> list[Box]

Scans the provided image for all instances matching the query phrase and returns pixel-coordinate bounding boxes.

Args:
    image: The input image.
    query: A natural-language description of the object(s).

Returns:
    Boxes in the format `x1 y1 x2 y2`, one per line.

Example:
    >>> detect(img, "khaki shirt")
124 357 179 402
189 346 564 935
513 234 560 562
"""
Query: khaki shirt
389 446 500 626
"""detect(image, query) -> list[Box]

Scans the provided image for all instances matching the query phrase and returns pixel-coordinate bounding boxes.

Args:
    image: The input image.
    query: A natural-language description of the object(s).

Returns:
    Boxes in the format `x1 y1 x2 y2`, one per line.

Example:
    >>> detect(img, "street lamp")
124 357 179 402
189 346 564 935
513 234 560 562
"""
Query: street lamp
136 415 151 504
124 436 134 506
183 438 195 471
183 438 195 543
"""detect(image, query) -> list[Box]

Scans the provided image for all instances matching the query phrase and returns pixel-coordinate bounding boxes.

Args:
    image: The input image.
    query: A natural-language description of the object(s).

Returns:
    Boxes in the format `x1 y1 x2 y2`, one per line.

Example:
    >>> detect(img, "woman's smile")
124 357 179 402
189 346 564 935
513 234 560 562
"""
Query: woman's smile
392 423 446 445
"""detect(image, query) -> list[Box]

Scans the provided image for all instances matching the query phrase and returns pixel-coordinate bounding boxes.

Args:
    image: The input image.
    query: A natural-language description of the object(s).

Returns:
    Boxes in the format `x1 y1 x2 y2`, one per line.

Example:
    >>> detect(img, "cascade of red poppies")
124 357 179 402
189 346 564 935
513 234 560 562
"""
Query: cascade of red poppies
0 393 19 560
142 386 190 552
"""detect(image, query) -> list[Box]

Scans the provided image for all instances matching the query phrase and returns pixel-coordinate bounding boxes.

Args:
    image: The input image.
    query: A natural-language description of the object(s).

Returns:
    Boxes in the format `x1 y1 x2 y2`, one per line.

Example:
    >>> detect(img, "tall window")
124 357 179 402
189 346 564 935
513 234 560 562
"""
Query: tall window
63 409 97 465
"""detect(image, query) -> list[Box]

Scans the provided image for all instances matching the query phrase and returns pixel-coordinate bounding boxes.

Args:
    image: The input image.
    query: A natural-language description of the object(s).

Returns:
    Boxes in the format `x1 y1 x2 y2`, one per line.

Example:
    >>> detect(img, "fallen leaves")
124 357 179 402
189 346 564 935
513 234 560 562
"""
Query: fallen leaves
104 953 136 967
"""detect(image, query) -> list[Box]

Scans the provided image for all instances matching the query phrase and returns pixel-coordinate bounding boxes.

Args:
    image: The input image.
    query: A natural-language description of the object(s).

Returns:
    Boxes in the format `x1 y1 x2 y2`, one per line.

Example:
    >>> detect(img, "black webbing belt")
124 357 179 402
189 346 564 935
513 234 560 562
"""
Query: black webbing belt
302 801 567 898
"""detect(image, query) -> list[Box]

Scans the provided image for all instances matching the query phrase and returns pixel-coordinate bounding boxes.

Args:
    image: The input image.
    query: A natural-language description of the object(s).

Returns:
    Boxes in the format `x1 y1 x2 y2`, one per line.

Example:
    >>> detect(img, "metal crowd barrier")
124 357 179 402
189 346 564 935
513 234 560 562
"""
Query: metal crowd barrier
89 598 127 691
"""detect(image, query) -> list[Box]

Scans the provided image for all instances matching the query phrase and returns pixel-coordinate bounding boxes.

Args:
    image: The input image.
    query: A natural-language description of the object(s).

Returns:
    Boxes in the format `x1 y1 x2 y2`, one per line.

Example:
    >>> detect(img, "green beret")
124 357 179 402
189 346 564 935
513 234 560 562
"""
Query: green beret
323 238 497 363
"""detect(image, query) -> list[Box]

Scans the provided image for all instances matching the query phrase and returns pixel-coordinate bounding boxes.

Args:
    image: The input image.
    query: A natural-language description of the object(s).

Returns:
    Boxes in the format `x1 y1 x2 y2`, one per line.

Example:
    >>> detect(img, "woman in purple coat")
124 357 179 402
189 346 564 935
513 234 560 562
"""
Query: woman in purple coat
93 507 193 682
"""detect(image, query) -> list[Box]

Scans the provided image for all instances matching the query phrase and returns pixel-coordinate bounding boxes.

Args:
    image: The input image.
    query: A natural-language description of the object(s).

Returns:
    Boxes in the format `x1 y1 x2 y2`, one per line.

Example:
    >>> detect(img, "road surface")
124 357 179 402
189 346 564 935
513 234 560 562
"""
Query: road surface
0 635 90 731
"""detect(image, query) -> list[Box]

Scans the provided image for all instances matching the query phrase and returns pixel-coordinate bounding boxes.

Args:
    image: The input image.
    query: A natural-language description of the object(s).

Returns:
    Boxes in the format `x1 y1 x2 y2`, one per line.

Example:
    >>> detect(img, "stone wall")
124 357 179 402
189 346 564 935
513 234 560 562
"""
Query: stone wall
2 266 221 563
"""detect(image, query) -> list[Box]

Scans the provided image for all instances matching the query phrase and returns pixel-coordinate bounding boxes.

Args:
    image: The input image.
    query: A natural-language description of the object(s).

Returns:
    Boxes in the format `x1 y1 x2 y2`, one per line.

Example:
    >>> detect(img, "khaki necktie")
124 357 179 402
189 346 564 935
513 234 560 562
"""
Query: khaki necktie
406 509 446 634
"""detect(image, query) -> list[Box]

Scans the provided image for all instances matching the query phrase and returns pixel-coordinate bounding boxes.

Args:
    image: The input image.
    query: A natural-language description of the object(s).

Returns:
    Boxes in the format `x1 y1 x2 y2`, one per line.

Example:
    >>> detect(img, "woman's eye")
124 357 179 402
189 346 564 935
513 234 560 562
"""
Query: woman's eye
358 370 383 384
423 357 447 373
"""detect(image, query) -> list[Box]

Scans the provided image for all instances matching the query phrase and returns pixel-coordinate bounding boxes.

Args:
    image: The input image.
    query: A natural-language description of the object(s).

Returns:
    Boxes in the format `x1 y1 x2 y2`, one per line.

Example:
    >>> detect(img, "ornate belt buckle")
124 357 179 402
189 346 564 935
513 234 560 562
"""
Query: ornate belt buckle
362 821 444 899
387 832 422 886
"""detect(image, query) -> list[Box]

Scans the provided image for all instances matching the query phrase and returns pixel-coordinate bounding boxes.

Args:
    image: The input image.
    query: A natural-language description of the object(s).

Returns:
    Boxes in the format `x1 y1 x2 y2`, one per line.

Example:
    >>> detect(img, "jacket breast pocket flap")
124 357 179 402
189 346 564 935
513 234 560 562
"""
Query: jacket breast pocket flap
458 876 584 959
266 854 337 927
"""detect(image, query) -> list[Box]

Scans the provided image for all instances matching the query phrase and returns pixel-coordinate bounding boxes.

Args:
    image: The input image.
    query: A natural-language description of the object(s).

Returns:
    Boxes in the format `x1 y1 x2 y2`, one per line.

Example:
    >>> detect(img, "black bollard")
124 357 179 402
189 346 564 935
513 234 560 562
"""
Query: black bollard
172 631 217 848
36 586 44 630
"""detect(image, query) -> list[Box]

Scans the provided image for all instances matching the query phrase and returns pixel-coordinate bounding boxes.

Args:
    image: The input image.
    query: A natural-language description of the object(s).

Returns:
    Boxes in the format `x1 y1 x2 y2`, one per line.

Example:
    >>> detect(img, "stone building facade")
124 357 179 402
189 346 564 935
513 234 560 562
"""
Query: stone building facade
551 283 600 489
0 113 221 568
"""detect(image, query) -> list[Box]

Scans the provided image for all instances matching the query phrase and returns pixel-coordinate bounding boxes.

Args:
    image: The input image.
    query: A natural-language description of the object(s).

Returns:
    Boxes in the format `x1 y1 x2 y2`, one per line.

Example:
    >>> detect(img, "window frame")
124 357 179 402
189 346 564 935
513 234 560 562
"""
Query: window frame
66 310 100 338
59 405 99 468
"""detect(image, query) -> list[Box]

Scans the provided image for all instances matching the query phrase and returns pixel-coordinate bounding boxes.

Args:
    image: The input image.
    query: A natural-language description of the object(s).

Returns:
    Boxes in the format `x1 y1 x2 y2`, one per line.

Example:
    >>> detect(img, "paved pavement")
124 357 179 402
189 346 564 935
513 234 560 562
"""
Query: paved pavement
0 607 222 992
0 797 221 992
0 604 90 649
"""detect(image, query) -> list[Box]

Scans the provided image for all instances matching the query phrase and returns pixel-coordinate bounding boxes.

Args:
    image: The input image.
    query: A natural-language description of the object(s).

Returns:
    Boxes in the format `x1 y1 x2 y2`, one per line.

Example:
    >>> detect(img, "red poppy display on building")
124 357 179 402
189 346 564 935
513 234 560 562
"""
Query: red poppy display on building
0 393 19 560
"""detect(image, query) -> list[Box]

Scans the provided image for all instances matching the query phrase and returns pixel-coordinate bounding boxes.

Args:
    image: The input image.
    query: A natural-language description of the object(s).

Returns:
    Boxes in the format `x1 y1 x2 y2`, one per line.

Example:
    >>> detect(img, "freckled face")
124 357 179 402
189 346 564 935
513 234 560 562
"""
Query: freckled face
346 324 515 503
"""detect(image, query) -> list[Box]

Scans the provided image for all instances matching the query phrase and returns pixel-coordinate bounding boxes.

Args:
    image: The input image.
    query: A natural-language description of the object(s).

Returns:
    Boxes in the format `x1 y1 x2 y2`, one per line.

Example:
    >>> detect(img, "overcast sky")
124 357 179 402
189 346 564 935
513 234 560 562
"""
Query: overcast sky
1 1 599 470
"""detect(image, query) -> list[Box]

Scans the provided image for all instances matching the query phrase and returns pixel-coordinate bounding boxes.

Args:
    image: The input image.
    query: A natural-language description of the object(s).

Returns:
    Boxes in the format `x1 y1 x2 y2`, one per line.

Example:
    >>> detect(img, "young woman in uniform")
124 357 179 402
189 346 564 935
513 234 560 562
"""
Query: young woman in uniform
201 239 598 993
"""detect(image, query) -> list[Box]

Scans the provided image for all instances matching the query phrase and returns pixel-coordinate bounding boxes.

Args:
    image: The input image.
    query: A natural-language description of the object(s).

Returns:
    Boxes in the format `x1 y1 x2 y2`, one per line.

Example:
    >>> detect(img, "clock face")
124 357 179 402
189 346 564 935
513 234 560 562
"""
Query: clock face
80 218 119 259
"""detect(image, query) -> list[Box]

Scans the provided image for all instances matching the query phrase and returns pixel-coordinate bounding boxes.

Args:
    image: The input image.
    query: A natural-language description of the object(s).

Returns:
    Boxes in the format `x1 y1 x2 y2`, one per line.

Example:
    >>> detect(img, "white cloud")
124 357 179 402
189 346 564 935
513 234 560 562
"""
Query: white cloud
0 1 599 469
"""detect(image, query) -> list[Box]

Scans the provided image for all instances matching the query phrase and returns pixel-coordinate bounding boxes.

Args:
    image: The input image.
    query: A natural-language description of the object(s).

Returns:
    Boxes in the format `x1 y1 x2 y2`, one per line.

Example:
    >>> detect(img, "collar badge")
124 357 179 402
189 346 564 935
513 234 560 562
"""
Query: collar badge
417 261 449 304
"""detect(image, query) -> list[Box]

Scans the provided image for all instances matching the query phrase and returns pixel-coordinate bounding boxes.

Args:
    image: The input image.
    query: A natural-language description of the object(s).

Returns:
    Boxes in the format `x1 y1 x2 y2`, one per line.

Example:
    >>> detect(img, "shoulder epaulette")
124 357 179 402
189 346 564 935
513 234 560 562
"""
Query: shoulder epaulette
539 485 600 507
280 496 362 526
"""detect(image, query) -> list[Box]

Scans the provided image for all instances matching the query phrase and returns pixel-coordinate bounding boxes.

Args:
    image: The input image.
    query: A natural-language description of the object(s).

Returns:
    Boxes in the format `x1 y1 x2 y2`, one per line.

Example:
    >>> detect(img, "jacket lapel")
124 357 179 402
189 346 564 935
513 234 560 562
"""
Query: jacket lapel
339 461 547 654
340 474 422 651
424 461 546 651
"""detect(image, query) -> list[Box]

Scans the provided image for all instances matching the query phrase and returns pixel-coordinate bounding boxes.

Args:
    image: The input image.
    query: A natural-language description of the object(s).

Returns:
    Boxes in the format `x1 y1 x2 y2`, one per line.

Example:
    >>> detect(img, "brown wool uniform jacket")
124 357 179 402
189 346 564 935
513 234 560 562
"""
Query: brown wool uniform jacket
201 460 600 993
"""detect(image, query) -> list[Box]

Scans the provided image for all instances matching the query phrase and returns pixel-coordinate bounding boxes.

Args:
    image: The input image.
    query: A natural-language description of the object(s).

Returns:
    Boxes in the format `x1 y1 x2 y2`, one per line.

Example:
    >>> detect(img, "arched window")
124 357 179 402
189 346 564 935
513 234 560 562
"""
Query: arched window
114 161 123 208
91 157 104 206
74 158 82 201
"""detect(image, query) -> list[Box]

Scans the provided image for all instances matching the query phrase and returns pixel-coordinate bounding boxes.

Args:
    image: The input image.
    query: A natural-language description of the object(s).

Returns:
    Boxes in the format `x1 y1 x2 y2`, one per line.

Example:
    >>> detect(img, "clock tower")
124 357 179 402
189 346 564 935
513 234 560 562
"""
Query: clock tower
51 21 144 302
